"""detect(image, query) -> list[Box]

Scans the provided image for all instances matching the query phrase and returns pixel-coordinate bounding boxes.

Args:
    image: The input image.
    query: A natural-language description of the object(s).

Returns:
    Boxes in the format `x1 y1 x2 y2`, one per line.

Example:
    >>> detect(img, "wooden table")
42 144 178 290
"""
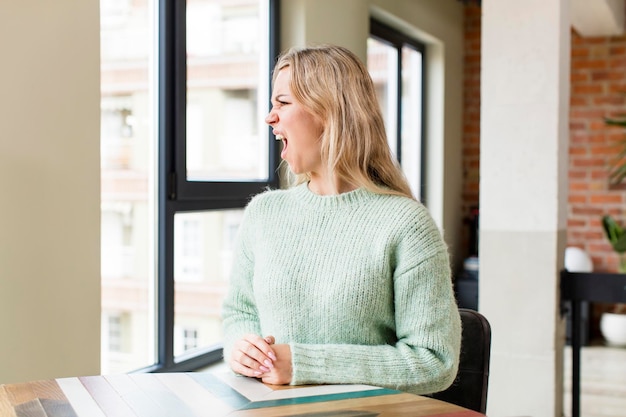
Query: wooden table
0 371 486 417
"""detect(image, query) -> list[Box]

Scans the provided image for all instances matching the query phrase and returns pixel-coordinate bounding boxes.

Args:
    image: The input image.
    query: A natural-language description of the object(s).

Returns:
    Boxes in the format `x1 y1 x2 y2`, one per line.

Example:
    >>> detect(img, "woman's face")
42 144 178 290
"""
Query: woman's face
265 66 325 176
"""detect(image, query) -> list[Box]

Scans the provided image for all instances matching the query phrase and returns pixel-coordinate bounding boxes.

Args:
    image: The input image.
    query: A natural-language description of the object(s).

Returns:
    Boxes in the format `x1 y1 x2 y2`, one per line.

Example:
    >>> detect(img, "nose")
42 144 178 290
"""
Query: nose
265 108 277 125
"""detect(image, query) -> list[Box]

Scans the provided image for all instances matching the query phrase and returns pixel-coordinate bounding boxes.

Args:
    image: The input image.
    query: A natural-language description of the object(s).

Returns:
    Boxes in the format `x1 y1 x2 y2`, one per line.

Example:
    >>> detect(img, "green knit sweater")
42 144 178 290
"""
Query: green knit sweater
222 183 461 394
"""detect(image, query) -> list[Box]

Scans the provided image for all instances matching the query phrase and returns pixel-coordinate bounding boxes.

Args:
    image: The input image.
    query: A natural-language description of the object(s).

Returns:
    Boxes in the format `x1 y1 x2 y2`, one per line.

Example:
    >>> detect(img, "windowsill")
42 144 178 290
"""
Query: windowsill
196 359 229 373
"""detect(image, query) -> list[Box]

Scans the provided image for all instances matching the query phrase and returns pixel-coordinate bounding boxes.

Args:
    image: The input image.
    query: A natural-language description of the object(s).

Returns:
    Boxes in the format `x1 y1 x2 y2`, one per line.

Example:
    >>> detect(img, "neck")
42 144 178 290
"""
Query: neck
308 174 358 195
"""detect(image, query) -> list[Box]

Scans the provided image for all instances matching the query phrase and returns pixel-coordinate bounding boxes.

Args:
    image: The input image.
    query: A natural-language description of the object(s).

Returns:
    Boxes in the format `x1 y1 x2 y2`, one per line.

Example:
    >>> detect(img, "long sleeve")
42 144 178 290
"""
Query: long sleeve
288 250 460 394
221 184 461 394
221 207 261 362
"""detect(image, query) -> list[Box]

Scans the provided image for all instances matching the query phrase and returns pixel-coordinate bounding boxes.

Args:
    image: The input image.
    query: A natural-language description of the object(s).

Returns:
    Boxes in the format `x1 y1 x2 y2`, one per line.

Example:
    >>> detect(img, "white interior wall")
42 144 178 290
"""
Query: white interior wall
0 0 101 383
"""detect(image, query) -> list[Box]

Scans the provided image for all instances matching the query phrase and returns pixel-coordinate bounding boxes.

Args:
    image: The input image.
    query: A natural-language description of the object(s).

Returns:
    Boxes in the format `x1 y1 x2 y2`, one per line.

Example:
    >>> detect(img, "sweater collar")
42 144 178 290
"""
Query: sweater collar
294 182 374 210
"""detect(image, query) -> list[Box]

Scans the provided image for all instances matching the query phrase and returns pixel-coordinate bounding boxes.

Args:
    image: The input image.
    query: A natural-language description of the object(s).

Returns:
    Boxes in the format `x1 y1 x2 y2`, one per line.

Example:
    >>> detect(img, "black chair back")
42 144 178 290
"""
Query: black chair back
431 308 491 414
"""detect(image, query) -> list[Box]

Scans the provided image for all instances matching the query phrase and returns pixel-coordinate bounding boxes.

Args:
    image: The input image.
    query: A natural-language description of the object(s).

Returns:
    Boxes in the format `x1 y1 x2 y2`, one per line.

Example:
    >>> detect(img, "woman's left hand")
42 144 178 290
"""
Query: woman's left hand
260 343 293 385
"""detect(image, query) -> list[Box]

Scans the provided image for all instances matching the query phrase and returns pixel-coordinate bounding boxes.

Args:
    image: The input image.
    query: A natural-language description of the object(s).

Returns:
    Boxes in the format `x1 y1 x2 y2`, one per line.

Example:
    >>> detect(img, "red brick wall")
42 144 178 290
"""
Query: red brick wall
569 29 626 272
460 4 482 263
461 5 626 273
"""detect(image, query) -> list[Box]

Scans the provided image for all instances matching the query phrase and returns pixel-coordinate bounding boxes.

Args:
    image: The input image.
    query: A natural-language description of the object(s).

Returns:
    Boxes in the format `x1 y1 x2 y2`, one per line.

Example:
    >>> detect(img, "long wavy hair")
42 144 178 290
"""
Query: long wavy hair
273 44 415 200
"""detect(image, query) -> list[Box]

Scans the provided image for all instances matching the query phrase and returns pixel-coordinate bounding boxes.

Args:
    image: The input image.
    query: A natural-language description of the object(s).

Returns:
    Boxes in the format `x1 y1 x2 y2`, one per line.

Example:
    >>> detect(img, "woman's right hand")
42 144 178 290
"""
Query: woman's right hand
229 334 277 377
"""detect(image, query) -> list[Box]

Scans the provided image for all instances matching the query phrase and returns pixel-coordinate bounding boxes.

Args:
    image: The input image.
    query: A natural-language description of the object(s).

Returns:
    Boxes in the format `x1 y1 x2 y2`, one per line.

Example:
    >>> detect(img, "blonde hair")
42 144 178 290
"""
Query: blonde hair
273 44 415 200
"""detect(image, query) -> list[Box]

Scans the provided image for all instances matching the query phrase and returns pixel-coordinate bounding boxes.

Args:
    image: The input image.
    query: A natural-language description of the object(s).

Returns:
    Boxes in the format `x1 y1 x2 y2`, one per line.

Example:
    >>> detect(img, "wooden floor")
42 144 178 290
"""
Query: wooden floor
563 344 626 417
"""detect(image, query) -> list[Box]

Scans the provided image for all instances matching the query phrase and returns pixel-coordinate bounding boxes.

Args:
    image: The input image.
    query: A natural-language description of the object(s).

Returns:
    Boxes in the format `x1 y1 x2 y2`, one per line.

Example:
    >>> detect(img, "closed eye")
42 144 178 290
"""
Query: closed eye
273 94 290 106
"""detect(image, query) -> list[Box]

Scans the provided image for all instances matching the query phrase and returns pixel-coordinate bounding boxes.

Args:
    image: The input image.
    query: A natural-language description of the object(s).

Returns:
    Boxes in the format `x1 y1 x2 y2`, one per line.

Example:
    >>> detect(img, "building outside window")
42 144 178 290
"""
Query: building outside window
107 314 123 353
100 0 278 374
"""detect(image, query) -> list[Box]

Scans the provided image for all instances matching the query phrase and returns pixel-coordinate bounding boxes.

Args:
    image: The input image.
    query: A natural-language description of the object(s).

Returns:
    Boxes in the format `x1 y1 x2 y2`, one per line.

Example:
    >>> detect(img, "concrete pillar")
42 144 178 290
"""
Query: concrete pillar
480 1 570 416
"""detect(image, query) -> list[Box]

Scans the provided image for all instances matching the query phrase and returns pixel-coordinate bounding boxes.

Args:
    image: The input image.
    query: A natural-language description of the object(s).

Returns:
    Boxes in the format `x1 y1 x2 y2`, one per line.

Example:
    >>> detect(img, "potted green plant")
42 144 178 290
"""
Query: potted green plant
602 215 626 272
606 105 626 185
600 215 626 346
598 107 626 346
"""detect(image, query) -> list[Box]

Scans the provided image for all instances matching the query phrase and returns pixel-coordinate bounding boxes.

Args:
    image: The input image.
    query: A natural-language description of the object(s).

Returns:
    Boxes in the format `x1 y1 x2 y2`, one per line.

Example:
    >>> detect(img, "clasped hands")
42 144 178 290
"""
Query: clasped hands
229 334 292 385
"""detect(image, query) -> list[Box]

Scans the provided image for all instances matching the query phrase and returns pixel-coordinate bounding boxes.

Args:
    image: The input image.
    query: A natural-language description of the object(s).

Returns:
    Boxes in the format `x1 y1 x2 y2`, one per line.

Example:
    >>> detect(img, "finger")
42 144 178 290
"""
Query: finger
234 345 272 372
230 359 268 378
233 335 275 371
264 336 277 360
261 370 287 386
243 334 276 363
230 344 272 376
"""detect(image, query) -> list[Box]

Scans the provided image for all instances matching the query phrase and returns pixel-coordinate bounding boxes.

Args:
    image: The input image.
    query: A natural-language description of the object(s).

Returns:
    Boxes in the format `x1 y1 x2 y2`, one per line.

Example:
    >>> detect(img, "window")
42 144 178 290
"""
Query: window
368 19 426 201
183 328 199 352
107 315 123 353
100 0 279 374
100 0 156 374
174 326 200 356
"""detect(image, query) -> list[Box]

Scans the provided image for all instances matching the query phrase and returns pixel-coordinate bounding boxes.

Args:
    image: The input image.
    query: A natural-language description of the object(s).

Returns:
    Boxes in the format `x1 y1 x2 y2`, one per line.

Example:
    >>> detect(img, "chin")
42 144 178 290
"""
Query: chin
285 162 300 174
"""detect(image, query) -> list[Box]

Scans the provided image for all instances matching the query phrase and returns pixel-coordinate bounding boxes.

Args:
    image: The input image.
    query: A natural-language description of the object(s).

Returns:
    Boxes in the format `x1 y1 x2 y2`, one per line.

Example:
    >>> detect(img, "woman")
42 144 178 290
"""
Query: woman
221 45 461 395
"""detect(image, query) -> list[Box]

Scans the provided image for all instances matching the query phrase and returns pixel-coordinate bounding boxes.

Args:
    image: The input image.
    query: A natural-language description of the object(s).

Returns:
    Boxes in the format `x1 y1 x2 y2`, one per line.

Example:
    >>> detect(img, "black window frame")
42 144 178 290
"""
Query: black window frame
369 18 427 203
143 0 280 373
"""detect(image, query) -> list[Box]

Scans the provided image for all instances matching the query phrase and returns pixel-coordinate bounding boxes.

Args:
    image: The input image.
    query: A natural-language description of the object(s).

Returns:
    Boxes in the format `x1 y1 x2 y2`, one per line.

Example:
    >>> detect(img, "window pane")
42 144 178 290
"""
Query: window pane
186 0 270 182
173 210 244 358
100 0 156 373
367 37 398 159
401 46 423 200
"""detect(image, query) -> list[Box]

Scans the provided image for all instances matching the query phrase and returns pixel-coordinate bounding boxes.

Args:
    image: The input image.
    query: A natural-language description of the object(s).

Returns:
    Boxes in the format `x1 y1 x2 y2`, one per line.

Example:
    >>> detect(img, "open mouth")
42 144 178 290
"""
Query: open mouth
276 134 287 158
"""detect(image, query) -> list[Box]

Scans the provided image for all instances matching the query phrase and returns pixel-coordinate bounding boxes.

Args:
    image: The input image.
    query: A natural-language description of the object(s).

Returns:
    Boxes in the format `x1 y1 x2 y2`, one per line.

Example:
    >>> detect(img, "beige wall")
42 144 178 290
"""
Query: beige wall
0 1 101 383
280 0 465 269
